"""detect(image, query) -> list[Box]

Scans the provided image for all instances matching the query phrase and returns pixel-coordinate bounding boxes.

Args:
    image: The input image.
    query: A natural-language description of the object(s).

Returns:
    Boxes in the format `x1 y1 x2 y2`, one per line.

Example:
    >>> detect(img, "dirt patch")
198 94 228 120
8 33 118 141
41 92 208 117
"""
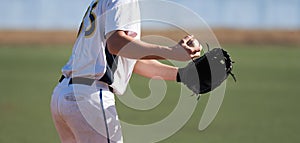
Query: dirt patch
0 30 77 45
0 29 299 45
212 29 300 45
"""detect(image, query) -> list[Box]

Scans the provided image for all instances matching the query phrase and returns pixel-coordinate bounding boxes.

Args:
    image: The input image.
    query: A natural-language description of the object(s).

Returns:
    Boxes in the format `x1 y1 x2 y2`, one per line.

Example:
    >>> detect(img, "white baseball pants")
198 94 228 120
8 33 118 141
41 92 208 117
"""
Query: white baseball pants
50 77 123 143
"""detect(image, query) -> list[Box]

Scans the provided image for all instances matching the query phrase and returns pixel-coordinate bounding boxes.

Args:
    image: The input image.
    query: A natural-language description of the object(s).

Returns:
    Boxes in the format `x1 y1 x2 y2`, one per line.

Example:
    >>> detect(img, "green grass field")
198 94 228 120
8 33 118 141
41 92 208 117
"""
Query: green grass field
0 44 300 143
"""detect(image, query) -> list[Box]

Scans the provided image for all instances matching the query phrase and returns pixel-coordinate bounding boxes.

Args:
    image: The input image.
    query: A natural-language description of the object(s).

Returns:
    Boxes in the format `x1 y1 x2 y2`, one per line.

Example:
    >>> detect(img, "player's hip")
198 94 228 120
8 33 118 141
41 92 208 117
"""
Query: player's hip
51 76 116 114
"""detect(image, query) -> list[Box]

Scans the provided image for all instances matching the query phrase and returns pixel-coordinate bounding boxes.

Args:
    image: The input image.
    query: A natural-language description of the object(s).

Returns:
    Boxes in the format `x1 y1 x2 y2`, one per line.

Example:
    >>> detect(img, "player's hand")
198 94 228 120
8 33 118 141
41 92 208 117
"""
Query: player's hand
171 35 202 61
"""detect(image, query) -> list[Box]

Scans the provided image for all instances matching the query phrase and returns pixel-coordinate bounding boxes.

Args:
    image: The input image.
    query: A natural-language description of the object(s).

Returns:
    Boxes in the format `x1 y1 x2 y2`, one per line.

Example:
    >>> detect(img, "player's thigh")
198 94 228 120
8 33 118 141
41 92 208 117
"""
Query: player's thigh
62 100 117 142
51 86 77 143
52 113 76 143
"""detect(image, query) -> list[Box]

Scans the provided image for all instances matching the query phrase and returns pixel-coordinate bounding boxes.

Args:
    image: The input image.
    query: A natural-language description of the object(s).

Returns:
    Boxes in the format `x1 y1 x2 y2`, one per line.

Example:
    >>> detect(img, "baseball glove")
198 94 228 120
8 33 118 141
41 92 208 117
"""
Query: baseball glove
177 48 236 99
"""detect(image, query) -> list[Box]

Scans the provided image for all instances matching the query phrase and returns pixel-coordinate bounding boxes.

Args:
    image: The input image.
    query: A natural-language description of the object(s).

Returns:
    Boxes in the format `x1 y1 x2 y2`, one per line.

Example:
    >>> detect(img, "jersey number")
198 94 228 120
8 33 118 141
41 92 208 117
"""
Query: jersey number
77 1 98 37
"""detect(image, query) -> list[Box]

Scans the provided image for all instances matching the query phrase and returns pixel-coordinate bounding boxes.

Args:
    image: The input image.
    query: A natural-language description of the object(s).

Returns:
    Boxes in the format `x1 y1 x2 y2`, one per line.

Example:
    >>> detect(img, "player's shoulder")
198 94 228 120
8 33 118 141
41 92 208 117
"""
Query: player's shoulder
107 0 138 7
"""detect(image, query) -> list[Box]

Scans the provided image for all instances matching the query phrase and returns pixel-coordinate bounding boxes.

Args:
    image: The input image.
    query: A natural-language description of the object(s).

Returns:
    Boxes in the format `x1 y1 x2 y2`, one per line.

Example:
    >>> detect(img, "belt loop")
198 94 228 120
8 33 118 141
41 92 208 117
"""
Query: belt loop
59 75 65 83
109 86 114 93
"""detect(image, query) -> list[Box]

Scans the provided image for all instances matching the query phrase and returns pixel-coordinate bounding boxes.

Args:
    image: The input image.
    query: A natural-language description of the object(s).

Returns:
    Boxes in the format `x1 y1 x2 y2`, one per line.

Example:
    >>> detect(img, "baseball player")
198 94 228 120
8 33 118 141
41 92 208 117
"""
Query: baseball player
50 0 201 142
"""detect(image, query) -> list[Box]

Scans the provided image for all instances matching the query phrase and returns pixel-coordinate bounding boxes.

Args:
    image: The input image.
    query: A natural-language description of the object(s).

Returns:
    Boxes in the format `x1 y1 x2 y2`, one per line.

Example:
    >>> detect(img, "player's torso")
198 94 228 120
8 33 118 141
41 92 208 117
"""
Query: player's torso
62 0 141 95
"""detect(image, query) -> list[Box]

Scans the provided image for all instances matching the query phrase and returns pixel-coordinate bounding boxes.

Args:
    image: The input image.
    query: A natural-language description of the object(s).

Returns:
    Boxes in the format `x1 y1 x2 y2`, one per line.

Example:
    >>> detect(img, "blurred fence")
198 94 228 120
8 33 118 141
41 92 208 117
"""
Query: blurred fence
179 0 300 29
0 0 299 45
0 0 299 30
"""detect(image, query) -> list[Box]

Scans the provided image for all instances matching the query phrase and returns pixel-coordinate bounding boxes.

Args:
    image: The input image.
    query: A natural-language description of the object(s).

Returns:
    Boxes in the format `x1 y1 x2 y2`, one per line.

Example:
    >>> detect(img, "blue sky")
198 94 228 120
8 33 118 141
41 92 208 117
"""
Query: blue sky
1 0 299 30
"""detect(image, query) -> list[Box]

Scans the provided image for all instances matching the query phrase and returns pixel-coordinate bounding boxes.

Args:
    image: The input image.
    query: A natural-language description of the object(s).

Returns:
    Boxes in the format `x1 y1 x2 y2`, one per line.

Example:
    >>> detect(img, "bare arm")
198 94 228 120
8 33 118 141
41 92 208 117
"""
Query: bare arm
133 60 178 81
106 30 200 61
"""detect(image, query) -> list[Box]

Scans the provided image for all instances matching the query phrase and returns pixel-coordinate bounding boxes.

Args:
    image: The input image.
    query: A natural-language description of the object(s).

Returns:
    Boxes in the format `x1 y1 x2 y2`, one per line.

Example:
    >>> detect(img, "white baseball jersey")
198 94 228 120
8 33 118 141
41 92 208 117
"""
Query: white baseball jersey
62 0 141 95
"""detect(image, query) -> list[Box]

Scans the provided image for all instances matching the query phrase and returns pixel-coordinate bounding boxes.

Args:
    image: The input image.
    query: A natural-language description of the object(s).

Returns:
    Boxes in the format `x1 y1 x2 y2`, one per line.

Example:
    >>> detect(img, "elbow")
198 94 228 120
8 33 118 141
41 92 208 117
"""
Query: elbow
106 30 130 55
106 43 119 55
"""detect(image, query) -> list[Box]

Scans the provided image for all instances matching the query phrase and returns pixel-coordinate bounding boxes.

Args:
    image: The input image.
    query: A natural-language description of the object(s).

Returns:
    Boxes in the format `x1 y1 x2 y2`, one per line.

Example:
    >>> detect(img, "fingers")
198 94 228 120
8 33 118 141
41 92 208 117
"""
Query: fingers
181 35 194 44
191 51 201 59
189 46 201 53
181 35 202 55
172 35 202 61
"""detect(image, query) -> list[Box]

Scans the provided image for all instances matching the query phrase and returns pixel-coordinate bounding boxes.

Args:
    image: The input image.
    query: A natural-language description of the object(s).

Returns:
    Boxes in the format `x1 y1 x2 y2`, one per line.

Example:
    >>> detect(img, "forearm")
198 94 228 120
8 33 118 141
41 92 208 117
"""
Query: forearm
106 31 197 61
117 39 172 60
133 60 178 81
107 31 171 59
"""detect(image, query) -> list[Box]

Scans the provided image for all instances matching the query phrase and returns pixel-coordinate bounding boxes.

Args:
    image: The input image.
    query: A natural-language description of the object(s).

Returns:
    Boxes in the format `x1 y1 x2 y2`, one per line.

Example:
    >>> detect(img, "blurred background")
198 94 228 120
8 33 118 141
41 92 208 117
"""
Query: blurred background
0 0 299 143
2 0 300 29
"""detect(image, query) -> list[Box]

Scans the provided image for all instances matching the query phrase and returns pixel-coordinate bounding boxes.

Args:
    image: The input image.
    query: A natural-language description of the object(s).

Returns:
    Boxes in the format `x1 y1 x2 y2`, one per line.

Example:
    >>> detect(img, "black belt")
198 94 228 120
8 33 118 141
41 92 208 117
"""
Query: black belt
59 75 114 93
